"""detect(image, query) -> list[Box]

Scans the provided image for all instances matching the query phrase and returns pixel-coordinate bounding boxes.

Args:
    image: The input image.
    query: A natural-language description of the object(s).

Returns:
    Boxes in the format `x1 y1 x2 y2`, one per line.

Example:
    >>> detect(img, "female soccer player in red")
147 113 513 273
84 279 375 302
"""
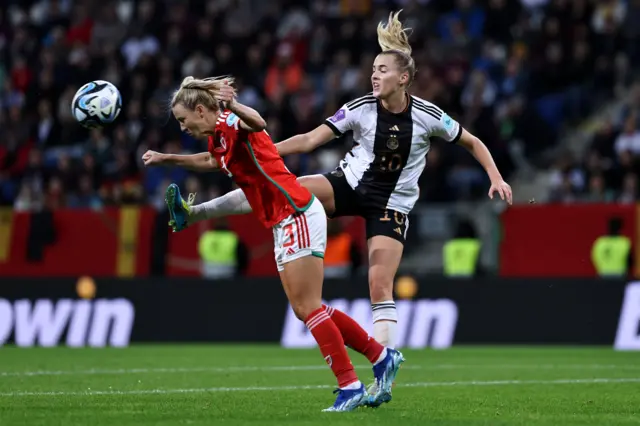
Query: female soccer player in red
142 76 404 411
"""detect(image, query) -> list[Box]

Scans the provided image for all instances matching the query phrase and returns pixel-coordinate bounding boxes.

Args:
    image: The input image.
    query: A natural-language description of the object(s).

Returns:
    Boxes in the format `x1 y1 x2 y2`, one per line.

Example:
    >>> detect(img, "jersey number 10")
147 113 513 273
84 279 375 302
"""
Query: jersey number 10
380 153 403 172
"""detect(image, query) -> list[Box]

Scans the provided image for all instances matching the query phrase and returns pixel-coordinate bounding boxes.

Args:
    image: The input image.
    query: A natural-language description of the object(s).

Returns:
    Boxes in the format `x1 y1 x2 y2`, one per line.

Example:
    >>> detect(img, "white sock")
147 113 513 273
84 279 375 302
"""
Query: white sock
189 189 252 223
340 380 362 390
372 300 397 348
373 348 388 366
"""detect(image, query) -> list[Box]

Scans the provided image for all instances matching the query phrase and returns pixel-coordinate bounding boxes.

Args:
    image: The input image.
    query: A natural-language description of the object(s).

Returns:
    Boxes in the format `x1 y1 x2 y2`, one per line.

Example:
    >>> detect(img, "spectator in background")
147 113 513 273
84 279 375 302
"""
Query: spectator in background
198 218 249 279
438 0 485 43
324 219 361 279
591 216 632 277
609 149 637 192
120 26 159 70
67 174 102 208
91 3 125 50
614 114 640 156
583 174 613 203
443 218 482 277
35 99 60 147
619 173 639 204
549 174 579 204
14 182 43 212
264 43 303 101
592 0 626 35
461 69 497 111
591 120 618 160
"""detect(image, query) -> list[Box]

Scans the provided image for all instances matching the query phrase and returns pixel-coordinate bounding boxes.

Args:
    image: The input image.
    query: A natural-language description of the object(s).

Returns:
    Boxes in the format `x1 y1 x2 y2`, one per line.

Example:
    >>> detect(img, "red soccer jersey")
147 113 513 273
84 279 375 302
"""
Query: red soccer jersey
208 110 313 228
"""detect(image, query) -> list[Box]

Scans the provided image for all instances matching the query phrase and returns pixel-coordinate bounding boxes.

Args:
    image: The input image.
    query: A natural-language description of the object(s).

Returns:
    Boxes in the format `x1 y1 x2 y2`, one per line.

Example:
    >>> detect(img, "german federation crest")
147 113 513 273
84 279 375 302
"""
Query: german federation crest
387 135 399 150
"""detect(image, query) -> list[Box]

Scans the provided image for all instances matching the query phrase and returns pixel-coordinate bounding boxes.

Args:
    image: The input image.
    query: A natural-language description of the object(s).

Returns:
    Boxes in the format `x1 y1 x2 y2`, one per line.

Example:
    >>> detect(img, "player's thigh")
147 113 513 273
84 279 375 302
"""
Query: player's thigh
273 199 327 318
366 210 408 302
296 175 336 215
279 256 324 320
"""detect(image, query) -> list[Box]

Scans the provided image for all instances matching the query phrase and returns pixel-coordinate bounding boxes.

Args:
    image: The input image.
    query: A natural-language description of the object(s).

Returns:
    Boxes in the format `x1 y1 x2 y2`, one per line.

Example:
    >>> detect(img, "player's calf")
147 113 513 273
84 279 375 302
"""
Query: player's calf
323 304 404 408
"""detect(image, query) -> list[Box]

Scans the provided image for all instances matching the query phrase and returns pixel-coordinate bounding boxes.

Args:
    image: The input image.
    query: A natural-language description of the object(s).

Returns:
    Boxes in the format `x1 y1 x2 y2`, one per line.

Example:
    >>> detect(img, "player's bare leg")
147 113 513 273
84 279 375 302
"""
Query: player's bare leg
279 254 368 412
169 175 335 230
296 175 336 215
367 236 403 347
364 235 404 402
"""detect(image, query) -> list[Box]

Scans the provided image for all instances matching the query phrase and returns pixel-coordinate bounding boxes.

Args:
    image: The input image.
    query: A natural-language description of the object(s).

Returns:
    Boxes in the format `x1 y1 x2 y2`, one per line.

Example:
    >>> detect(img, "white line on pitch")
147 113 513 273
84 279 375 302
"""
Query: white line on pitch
2 364 640 378
1 378 639 398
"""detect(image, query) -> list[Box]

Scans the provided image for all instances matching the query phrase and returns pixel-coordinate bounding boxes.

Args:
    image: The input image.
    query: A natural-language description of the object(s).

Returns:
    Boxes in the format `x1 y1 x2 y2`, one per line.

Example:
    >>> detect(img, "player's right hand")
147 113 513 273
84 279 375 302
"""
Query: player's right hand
142 150 165 167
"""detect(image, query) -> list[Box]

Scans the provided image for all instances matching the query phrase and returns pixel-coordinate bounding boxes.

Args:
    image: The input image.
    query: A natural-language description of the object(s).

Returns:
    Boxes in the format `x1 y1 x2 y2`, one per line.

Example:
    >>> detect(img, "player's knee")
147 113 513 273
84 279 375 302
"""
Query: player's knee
291 300 322 322
368 265 394 302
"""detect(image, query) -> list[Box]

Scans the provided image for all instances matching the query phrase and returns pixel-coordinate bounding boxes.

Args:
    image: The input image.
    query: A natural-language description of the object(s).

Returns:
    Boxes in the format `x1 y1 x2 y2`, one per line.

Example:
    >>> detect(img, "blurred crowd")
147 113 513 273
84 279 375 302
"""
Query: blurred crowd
0 0 635 210
549 82 640 204
545 0 640 204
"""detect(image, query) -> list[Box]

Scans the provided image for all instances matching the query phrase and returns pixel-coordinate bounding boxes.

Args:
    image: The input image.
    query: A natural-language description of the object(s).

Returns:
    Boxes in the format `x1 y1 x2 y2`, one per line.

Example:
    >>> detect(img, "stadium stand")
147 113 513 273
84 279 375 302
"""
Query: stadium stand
0 0 636 210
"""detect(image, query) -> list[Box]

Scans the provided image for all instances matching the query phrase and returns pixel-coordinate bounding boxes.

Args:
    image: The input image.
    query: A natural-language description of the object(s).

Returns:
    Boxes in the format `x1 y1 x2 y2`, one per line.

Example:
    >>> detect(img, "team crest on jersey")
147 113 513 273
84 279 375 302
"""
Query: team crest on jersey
441 113 455 132
329 109 346 123
387 135 399 150
214 135 227 153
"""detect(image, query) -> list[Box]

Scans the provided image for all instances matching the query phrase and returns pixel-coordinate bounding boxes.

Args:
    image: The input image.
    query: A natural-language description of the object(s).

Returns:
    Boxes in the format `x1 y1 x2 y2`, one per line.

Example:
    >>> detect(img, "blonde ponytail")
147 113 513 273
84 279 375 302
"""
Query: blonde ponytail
171 76 236 110
376 10 416 86
377 10 412 56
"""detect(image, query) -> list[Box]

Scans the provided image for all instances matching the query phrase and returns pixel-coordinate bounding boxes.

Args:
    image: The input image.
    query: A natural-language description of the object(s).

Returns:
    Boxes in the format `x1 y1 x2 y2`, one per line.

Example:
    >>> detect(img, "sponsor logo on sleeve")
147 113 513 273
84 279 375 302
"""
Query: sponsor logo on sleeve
441 113 456 132
226 113 240 128
328 109 346 123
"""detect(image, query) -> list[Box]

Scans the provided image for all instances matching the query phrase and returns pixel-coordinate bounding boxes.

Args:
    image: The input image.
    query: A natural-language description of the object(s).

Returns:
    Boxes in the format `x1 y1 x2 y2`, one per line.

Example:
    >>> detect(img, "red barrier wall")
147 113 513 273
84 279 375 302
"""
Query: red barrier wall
4 203 633 278
0 208 365 277
0 208 154 277
499 204 638 277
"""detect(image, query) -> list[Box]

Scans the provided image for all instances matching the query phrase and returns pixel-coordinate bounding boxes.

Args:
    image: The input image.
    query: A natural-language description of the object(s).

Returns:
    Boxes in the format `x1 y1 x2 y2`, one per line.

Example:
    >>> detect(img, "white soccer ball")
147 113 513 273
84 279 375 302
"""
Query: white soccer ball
71 80 122 129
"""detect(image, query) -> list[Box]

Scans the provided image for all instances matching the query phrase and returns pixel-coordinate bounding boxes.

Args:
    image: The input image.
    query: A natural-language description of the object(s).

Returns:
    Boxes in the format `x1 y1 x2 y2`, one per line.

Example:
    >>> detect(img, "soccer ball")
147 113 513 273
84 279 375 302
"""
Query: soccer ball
71 80 122 129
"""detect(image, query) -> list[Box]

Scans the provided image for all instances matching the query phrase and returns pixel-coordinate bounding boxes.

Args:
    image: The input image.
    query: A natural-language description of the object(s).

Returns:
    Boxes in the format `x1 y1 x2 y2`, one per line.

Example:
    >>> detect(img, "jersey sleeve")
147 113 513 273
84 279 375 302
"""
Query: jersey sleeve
222 111 249 140
226 111 241 130
324 104 357 136
429 110 463 143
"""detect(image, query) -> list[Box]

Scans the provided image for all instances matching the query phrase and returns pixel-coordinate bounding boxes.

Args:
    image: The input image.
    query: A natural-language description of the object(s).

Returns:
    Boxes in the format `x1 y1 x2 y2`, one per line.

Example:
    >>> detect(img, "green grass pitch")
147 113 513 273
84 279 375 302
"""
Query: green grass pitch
1 345 639 425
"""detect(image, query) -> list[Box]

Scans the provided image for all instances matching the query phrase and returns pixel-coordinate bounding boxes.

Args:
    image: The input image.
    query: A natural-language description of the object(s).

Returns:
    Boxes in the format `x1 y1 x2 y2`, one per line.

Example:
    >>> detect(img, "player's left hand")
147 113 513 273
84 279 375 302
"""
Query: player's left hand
489 179 513 205
214 81 236 109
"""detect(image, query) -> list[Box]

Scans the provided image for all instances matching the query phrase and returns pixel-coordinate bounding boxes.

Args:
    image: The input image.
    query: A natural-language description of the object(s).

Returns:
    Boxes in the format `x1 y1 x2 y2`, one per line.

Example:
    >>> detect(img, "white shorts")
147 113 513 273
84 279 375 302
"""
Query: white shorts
273 196 326 272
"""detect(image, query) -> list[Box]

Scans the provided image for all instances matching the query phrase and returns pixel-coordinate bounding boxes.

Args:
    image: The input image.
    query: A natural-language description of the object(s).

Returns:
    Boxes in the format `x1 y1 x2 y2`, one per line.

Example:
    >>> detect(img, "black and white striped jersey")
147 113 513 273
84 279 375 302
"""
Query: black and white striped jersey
323 93 462 214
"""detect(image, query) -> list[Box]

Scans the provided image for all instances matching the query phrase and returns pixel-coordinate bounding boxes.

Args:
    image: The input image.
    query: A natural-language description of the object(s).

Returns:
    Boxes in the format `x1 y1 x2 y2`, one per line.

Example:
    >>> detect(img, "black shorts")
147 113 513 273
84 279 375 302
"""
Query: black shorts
323 168 409 244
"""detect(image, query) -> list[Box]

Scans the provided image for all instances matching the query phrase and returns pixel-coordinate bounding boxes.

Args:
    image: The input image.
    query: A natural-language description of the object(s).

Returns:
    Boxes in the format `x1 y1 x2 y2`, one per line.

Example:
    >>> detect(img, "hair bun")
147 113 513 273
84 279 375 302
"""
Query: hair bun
181 76 195 88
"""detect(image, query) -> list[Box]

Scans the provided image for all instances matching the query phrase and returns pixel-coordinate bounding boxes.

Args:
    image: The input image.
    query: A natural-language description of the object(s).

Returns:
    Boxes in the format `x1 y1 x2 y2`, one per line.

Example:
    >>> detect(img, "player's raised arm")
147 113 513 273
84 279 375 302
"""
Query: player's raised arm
211 80 266 132
275 124 336 157
456 129 512 204
275 99 363 157
142 150 218 172
232 101 266 133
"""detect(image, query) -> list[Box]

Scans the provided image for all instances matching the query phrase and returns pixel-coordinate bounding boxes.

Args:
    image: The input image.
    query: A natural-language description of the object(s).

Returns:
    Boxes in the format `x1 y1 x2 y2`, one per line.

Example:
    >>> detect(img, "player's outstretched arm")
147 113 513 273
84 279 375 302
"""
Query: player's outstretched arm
275 124 335 157
457 129 513 205
142 150 218 172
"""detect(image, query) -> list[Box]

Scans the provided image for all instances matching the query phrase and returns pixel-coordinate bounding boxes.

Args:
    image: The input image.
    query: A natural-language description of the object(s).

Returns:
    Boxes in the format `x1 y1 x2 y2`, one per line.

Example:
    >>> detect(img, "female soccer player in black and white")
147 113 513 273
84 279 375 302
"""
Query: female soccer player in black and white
168 11 512 353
